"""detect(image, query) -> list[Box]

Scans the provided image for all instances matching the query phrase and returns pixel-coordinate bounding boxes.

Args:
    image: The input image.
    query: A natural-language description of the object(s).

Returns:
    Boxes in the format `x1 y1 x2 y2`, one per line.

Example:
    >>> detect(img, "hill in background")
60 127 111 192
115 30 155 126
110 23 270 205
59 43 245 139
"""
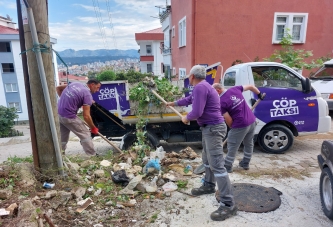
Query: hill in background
56 48 139 65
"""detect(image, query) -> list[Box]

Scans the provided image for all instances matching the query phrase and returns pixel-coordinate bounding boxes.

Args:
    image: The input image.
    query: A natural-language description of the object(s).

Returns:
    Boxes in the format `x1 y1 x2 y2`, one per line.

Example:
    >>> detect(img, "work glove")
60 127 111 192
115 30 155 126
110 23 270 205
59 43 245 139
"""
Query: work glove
257 92 264 100
91 127 99 135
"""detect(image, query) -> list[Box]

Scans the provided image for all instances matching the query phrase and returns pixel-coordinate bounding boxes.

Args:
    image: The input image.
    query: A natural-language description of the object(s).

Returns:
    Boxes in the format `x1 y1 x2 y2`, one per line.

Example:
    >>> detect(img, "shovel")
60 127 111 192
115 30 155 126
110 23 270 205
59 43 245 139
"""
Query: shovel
193 93 266 175
78 117 123 154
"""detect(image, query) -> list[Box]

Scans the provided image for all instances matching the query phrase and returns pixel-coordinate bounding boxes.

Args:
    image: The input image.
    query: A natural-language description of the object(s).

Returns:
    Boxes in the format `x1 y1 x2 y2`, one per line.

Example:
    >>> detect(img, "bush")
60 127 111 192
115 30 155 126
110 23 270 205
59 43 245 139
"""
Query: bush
97 70 116 81
0 105 18 138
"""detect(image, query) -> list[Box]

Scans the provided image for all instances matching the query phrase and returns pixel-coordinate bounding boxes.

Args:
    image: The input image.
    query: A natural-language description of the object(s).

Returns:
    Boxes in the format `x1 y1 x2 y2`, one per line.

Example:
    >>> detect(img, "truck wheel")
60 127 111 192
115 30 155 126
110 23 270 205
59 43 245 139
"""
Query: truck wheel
320 167 333 220
120 132 160 150
258 124 293 154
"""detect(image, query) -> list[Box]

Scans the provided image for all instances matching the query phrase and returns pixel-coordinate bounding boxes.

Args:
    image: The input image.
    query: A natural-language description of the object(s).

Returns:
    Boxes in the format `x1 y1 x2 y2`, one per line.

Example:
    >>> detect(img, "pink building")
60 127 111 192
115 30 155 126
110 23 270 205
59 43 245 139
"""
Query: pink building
163 0 333 79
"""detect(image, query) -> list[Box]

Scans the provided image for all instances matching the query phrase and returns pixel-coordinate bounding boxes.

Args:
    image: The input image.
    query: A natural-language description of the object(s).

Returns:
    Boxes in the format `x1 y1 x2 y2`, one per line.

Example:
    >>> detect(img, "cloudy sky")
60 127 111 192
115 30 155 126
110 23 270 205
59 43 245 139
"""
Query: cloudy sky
0 0 167 51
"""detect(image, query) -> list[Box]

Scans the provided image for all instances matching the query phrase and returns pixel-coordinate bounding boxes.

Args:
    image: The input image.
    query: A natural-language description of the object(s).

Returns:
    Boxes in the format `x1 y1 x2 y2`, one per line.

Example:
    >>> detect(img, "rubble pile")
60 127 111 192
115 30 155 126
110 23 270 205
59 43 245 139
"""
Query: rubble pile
0 146 203 227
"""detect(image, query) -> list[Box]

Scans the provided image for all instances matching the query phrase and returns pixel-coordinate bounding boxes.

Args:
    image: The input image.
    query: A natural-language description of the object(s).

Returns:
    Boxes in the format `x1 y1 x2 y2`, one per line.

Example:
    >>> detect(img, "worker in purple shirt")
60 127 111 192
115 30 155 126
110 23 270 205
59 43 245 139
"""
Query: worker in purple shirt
212 83 264 173
166 65 237 221
56 79 101 156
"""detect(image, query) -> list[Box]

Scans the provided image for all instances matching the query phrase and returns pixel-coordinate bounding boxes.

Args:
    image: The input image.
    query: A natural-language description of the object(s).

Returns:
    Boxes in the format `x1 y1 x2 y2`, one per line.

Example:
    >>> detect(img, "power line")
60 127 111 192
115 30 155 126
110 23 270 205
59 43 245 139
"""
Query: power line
105 0 117 50
91 0 108 49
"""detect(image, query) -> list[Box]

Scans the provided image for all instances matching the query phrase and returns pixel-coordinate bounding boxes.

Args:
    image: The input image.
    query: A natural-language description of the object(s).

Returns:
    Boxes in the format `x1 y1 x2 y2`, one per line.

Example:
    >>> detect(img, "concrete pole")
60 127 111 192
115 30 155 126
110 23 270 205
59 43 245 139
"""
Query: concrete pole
21 0 63 175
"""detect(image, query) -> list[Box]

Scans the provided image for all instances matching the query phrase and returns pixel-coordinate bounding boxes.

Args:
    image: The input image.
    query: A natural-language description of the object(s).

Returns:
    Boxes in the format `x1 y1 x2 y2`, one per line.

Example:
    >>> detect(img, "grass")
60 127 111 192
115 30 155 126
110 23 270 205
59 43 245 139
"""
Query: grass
5 155 33 164
176 180 188 189
238 168 311 180
149 212 159 223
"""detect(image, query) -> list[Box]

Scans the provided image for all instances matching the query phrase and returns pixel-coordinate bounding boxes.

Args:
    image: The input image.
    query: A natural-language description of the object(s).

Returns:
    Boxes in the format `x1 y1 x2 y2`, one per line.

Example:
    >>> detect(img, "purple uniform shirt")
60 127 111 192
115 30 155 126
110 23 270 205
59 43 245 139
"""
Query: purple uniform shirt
58 82 93 119
176 80 224 126
220 86 256 128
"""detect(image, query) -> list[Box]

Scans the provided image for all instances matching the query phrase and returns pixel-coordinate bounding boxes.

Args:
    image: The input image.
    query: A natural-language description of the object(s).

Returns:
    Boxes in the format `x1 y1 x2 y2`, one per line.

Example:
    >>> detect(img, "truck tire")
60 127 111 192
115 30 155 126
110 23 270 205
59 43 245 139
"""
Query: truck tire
120 132 160 150
320 167 333 220
258 124 293 154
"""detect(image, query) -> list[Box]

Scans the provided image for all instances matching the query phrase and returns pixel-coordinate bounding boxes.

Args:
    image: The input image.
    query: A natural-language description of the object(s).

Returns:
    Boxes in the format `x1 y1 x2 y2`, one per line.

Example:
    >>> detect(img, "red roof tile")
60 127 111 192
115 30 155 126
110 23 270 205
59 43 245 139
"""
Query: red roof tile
0 25 19 35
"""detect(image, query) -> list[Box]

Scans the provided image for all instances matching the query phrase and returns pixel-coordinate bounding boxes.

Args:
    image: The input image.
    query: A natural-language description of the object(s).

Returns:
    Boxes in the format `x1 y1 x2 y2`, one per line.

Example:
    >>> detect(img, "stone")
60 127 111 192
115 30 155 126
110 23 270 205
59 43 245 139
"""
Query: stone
18 200 39 227
44 190 57 199
94 169 105 178
74 187 86 199
16 163 36 188
0 189 12 200
68 162 80 171
81 160 96 168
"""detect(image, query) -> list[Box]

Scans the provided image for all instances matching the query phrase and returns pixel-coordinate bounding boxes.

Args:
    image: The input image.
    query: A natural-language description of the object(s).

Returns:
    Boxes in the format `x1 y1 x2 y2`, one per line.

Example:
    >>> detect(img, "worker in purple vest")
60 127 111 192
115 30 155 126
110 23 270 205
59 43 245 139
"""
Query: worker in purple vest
166 65 237 221
56 79 101 156
212 83 264 173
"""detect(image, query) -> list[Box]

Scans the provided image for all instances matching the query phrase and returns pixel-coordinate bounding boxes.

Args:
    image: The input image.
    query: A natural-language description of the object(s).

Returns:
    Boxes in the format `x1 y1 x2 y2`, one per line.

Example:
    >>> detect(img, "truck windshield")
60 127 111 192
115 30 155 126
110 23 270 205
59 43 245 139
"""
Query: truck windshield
310 65 333 80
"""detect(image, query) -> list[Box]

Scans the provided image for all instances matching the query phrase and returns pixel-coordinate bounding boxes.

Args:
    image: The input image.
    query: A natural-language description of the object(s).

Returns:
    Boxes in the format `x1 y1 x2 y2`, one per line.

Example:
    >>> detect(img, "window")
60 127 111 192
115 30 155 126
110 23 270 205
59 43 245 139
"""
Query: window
147 64 152 73
251 66 302 91
173 67 176 76
0 42 11 52
179 68 186 79
146 45 152 55
1 63 15 73
272 13 308 43
5 83 18 92
8 102 21 112
172 26 175 37
223 72 236 86
178 17 186 47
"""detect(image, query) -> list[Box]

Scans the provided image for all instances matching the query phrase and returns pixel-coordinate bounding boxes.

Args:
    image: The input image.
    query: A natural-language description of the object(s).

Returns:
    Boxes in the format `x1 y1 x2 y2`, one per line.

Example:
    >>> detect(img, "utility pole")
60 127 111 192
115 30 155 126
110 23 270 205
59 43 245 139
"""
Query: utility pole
20 0 63 175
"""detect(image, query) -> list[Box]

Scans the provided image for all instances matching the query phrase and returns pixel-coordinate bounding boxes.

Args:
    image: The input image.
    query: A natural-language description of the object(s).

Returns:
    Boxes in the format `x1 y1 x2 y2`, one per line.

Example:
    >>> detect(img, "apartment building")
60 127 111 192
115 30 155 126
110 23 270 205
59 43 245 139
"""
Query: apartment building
0 16 58 123
135 27 164 76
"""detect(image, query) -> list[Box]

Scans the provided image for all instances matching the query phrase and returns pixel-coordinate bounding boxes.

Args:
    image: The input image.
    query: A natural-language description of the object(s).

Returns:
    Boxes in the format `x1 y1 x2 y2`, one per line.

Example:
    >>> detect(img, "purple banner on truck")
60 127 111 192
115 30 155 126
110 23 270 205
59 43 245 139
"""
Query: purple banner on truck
184 64 219 97
92 82 131 116
253 87 319 132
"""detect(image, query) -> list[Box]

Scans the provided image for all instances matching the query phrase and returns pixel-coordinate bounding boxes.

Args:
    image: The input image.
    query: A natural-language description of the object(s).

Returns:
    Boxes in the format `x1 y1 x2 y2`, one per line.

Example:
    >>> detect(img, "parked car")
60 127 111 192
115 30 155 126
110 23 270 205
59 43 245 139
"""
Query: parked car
310 59 333 111
318 140 333 220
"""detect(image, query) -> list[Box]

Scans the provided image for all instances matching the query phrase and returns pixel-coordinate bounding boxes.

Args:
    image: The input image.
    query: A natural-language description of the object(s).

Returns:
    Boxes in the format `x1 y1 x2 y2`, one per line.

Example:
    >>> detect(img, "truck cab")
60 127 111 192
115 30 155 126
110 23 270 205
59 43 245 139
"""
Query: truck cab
310 59 333 111
222 62 331 154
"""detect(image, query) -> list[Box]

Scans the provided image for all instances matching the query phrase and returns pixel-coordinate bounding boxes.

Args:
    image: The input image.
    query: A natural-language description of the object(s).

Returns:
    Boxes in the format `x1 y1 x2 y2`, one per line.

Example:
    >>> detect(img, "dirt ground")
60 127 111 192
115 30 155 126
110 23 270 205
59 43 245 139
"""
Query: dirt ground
0 112 332 226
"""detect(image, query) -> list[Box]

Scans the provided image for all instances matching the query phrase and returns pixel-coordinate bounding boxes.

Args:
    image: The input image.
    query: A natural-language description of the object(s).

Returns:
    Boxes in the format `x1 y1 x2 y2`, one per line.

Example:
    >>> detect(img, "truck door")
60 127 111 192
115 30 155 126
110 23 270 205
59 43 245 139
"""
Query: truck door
251 66 319 133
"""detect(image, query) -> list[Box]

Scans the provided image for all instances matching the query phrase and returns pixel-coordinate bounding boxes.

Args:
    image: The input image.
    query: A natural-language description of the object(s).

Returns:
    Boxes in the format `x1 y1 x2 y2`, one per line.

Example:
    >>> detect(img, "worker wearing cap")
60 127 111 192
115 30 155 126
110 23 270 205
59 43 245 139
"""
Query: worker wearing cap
212 83 264 173
56 79 101 155
166 65 237 221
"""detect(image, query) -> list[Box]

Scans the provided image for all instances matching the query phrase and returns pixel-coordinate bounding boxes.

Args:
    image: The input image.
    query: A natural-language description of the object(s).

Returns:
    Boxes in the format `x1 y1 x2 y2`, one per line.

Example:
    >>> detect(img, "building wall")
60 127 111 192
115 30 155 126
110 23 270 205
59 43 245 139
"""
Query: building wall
194 0 333 75
139 41 163 76
0 38 28 121
170 0 193 79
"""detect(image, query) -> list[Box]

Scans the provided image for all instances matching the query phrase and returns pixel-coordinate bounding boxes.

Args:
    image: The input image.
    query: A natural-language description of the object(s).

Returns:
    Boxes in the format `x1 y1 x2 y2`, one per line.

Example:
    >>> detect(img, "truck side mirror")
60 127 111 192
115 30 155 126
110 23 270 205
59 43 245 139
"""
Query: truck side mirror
303 78 311 93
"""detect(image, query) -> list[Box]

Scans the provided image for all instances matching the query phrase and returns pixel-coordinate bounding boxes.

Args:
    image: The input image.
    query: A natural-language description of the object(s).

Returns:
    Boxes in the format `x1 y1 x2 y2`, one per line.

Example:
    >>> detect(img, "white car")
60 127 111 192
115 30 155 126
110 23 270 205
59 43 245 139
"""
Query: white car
310 59 333 111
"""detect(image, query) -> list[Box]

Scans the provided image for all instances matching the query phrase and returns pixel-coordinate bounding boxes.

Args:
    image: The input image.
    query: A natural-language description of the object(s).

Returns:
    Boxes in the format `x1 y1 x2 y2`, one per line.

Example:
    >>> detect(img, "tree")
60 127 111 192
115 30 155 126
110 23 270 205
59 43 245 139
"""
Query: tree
0 106 18 138
264 31 330 70
97 70 116 81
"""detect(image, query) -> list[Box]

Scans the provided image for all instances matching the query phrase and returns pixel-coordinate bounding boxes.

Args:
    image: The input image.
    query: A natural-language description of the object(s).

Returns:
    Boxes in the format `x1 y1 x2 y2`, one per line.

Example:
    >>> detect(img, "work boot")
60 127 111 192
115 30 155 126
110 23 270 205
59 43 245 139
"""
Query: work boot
224 165 233 173
191 182 215 196
239 160 249 170
210 204 238 221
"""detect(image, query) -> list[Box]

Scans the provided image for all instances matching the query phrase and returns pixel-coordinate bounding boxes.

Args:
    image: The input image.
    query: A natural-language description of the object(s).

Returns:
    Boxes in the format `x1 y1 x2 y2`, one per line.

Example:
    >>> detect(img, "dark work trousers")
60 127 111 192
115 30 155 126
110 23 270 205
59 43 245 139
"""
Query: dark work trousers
201 122 234 206
225 122 256 167
59 116 96 155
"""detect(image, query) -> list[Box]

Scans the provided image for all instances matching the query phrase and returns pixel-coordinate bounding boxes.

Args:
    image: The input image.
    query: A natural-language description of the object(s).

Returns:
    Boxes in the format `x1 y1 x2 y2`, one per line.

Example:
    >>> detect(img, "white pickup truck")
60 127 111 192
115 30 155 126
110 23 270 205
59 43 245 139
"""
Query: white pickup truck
310 59 333 111
221 62 331 154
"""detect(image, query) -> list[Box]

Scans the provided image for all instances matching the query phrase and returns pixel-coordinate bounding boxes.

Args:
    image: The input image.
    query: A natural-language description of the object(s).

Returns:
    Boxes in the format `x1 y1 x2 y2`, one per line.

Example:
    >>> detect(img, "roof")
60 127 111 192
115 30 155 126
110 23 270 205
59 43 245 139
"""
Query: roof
58 72 88 82
142 27 163 33
0 25 19 35
135 27 163 41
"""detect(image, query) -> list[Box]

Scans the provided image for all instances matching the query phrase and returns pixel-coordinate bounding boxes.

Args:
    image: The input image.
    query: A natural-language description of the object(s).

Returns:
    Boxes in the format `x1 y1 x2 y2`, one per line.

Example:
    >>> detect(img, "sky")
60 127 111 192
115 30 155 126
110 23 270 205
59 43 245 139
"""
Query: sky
0 0 167 51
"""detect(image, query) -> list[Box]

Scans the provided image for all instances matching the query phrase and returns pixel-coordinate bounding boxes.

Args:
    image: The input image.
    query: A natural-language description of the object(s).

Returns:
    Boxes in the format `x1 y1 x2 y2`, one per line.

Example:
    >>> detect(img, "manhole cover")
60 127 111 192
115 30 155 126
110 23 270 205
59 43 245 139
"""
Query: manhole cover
216 183 282 213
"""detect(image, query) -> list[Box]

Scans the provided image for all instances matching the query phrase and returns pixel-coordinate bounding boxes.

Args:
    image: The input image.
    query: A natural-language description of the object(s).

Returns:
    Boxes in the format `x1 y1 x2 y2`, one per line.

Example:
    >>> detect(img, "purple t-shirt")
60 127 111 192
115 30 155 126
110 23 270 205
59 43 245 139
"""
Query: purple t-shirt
58 82 93 119
220 86 256 128
176 80 224 126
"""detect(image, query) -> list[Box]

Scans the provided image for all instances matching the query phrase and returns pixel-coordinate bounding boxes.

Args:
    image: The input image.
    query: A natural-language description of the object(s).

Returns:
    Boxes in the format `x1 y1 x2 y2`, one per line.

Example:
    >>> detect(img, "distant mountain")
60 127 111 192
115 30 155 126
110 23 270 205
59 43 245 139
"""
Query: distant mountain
55 48 139 65
57 49 139 58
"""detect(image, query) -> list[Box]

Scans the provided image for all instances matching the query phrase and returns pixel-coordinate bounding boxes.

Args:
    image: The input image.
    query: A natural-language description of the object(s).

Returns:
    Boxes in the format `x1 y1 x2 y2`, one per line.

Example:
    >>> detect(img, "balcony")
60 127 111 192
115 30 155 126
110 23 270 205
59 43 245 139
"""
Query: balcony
140 56 154 62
